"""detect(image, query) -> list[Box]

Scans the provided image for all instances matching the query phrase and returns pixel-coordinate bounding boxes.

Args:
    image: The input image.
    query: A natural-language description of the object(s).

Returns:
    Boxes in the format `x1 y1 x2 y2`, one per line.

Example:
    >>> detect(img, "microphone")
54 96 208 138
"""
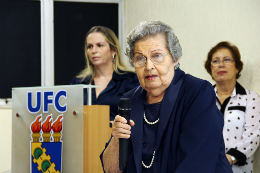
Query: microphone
118 98 131 171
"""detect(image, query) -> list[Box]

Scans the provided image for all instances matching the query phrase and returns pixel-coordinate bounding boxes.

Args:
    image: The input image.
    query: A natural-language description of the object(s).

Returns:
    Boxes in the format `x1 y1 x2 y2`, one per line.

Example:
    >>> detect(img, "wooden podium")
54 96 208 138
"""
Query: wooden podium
83 105 112 173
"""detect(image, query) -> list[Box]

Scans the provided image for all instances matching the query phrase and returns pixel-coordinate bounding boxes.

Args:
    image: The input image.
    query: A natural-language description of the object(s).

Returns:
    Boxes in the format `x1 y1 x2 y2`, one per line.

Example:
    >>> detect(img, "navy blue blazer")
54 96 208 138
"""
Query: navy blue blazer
101 69 233 173
70 70 139 121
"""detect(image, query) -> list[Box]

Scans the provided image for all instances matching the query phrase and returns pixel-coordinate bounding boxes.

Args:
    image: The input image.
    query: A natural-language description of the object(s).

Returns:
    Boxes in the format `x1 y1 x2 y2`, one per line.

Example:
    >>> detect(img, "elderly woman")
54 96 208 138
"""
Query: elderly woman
100 21 232 173
70 26 139 121
204 41 260 173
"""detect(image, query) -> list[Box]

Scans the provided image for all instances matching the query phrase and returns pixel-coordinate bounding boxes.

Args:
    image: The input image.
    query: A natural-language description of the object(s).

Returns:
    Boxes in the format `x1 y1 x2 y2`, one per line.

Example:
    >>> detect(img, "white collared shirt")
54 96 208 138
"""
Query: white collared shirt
215 82 260 173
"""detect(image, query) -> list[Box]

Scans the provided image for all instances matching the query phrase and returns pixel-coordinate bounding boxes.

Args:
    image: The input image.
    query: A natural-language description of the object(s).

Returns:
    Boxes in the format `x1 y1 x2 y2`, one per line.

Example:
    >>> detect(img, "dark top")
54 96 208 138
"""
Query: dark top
142 102 161 173
100 68 233 173
70 70 140 121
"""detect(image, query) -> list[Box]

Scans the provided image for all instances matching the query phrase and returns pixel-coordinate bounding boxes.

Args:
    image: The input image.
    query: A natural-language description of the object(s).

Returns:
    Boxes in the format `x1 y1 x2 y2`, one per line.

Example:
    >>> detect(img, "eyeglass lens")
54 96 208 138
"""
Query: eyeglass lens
132 53 167 67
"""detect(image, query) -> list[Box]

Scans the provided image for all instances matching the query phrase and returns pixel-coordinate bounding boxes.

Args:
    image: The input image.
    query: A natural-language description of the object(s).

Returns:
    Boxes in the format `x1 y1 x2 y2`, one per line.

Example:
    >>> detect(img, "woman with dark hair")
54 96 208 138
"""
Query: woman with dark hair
100 21 232 173
70 26 139 121
205 41 260 173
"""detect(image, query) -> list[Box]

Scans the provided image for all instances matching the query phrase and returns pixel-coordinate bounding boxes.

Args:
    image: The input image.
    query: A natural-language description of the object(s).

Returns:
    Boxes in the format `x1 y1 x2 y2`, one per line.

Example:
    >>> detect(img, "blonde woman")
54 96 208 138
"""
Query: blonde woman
70 26 139 121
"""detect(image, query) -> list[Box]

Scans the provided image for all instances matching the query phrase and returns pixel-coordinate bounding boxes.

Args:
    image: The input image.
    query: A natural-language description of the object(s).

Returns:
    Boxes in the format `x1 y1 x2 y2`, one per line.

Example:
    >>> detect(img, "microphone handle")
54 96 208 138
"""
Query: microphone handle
119 110 131 171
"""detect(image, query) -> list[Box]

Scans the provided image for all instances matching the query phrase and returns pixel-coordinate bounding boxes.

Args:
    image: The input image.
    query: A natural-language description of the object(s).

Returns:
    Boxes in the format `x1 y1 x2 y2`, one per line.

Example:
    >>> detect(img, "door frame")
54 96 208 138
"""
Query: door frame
41 0 125 86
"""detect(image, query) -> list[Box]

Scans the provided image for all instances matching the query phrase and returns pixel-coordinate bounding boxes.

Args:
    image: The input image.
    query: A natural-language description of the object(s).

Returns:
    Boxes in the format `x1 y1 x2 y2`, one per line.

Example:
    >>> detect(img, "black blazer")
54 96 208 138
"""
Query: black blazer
70 70 139 121
101 69 233 173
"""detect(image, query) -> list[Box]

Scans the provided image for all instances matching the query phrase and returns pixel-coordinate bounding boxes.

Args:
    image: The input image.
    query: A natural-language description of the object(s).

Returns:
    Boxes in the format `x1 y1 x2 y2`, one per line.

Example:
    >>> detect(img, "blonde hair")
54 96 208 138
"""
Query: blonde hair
77 26 133 82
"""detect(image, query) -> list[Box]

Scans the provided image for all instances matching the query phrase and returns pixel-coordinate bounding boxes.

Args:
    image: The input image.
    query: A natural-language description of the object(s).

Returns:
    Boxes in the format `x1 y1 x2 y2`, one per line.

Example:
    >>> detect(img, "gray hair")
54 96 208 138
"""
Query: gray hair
126 20 182 66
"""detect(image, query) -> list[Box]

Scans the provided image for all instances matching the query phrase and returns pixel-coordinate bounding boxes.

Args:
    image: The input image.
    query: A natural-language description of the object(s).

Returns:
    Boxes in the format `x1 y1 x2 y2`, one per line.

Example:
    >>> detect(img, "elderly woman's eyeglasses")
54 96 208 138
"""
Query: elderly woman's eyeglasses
211 57 235 66
131 53 169 67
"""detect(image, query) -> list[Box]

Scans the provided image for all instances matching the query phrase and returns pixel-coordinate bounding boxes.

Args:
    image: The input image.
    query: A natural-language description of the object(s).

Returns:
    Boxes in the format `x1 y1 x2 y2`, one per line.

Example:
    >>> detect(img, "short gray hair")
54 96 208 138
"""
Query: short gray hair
126 20 182 66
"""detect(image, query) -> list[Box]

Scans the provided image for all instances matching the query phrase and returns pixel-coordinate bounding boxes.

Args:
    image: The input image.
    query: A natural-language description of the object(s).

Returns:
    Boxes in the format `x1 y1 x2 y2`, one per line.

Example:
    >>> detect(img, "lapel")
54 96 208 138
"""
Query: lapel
95 73 117 96
130 86 146 173
155 69 184 151
130 69 185 172
98 71 129 95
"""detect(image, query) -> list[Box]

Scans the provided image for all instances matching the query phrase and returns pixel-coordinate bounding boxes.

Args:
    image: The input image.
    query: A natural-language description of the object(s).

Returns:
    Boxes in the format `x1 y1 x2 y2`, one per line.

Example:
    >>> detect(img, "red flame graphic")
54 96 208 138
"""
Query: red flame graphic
42 116 52 132
53 116 63 132
31 116 41 133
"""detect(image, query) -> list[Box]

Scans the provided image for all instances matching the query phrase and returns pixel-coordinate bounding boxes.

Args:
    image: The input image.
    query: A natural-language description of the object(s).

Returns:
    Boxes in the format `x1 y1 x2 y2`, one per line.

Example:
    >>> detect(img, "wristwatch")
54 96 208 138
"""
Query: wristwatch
230 155 237 164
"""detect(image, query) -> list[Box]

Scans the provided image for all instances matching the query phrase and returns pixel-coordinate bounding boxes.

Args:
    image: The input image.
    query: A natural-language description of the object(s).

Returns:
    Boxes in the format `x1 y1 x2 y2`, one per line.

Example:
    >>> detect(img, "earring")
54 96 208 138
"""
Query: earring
175 62 180 70
89 62 92 65
112 54 115 63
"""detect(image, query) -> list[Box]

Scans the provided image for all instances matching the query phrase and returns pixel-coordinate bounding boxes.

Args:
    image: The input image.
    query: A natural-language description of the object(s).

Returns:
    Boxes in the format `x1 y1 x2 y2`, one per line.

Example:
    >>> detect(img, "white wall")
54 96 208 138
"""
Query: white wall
124 0 260 171
0 108 12 173
125 0 260 94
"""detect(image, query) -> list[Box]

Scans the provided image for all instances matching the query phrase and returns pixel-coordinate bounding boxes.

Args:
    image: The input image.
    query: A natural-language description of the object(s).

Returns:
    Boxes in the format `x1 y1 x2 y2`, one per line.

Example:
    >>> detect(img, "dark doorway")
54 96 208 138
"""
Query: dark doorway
0 0 41 98
54 2 119 85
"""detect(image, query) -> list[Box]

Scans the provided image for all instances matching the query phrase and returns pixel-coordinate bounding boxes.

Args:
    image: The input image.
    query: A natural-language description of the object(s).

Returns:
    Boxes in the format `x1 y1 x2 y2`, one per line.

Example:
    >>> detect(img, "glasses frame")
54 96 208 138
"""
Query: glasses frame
211 57 235 66
131 53 169 67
